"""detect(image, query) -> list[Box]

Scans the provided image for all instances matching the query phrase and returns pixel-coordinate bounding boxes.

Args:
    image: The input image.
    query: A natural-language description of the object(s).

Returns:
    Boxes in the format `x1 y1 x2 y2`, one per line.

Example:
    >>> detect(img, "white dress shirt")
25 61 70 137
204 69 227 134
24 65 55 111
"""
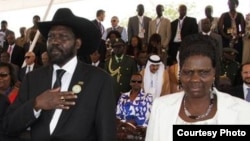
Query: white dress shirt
26 63 34 74
92 60 100 67
49 56 77 134
243 83 250 101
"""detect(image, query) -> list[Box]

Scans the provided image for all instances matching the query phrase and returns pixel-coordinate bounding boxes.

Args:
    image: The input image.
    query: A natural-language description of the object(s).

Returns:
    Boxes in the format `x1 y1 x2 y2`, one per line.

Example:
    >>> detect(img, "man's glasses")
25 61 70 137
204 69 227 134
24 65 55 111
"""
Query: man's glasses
0 72 9 78
25 56 31 59
131 80 142 83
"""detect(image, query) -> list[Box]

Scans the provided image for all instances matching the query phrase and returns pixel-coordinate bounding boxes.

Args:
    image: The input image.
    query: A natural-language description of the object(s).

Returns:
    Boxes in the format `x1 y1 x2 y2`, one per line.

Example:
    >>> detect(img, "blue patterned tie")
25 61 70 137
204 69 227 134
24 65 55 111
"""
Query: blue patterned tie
246 88 250 102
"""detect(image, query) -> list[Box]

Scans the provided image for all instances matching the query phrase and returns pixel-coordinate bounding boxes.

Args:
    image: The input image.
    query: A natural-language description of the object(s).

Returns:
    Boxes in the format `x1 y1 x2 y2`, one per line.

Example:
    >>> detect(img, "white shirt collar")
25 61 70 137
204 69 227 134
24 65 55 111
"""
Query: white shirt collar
202 31 211 36
53 56 77 75
9 44 15 48
92 60 100 67
243 83 250 97
179 16 186 21
137 15 144 20
96 18 102 23
27 63 35 68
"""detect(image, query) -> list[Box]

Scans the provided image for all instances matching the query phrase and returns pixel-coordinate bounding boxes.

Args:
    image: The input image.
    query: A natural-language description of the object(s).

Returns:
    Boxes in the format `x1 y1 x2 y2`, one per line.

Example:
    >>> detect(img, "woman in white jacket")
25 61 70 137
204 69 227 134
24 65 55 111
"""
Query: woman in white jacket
145 34 250 141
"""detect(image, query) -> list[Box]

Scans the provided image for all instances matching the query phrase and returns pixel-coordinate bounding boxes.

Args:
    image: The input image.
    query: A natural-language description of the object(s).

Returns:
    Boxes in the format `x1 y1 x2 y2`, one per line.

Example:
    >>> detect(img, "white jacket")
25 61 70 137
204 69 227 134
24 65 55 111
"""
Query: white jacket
145 89 250 141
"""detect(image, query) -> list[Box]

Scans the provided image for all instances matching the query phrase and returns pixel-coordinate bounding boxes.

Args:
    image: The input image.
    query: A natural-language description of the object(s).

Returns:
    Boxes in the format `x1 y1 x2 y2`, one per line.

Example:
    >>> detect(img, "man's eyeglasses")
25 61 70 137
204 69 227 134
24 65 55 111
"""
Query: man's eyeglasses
0 72 9 78
111 20 116 22
131 80 142 83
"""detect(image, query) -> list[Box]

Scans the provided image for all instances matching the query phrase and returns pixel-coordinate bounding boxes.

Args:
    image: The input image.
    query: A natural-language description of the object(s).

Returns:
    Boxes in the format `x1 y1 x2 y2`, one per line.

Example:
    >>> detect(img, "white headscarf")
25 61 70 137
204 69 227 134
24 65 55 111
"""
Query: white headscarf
143 55 165 100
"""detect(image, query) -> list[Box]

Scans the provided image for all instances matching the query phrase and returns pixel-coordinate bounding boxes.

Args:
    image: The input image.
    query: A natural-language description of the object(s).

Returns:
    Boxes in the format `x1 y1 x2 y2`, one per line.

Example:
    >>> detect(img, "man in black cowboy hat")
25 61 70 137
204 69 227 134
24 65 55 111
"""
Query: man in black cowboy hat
3 8 116 141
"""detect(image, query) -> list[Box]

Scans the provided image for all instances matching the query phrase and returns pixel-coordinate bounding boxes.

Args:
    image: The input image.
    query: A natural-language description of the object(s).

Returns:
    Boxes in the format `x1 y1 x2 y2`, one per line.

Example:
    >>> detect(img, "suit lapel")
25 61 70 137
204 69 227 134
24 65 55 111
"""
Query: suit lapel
52 62 89 134
37 66 54 137
135 17 139 34
215 90 238 124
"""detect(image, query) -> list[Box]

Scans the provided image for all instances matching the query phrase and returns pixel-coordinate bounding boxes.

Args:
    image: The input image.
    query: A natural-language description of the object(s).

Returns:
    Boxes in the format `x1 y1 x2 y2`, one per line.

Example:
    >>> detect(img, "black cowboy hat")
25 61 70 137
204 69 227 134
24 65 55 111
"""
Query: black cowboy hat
37 8 101 55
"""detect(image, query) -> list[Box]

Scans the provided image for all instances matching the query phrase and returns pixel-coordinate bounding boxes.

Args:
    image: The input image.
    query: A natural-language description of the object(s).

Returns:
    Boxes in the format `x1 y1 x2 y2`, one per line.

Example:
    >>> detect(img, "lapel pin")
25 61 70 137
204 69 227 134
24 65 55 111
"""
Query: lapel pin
72 81 84 94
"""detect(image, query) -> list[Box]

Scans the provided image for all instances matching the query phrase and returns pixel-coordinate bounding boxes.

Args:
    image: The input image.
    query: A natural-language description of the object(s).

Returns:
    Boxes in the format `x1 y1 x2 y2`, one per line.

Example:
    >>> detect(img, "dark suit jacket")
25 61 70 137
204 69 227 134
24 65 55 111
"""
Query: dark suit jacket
18 64 41 82
3 44 25 68
92 19 104 37
170 16 198 42
3 61 116 141
228 85 244 99
210 32 223 57
92 62 105 70
127 15 151 43
168 16 198 66
0 95 10 141
199 32 223 57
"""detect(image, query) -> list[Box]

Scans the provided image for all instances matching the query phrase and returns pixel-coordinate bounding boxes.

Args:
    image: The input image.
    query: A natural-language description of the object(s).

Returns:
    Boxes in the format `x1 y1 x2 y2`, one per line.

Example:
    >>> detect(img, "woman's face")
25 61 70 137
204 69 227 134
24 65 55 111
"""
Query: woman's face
131 37 138 47
180 55 215 97
130 74 142 91
0 66 11 90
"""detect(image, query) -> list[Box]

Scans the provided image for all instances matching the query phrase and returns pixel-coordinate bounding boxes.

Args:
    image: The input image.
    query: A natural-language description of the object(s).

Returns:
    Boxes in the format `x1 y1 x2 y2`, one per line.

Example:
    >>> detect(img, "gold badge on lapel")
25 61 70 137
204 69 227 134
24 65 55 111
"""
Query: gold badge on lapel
72 81 84 94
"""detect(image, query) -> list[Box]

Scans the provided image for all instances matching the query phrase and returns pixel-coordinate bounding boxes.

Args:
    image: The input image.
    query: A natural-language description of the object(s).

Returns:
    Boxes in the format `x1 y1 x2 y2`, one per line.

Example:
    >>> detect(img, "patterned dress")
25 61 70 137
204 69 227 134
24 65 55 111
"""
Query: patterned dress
116 90 153 126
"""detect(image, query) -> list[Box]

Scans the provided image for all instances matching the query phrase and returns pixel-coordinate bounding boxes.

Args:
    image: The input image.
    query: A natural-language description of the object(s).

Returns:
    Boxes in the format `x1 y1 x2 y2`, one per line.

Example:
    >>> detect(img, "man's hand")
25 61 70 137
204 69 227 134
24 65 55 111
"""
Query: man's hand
34 87 77 111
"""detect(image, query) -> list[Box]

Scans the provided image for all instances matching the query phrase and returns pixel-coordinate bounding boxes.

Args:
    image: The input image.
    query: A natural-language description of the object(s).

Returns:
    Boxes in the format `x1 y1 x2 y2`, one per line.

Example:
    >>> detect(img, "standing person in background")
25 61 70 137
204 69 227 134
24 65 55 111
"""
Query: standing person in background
92 9 105 37
145 34 250 141
242 13 250 64
218 0 245 63
15 27 27 48
0 20 14 40
26 15 45 45
90 9 106 64
3 8 116 141
128 4 151 44
200 18 223 58
102 16 128 43
148 4 171 57
3 32 25 68
198 5 219 33
167 4 198 66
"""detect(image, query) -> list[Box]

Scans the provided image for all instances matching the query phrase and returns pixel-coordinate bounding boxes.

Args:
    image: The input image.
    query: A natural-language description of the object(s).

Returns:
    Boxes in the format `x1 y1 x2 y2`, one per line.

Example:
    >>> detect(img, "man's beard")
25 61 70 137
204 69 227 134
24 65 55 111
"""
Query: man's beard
48 45 75 66
243 78 250 85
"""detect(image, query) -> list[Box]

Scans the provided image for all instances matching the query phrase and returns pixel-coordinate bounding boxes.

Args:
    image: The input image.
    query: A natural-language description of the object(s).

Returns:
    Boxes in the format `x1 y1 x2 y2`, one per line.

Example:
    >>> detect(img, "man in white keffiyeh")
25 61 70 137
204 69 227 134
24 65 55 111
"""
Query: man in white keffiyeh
140 54 170 100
